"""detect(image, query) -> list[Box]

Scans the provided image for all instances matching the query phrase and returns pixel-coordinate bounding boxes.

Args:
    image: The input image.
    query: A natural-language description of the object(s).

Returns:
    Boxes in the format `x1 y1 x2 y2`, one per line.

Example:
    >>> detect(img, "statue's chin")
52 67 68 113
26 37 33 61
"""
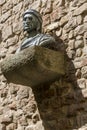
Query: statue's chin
23 27 31 32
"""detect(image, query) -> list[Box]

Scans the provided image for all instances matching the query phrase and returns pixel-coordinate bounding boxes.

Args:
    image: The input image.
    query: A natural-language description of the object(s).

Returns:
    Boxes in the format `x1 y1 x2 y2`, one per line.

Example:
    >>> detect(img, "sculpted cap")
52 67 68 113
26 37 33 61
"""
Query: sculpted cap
23 9 42 24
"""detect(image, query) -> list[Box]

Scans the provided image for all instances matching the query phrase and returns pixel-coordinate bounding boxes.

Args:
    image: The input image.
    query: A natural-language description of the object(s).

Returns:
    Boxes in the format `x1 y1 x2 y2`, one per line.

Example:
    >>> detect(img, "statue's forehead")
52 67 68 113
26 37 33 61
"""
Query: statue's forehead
23 13 35 18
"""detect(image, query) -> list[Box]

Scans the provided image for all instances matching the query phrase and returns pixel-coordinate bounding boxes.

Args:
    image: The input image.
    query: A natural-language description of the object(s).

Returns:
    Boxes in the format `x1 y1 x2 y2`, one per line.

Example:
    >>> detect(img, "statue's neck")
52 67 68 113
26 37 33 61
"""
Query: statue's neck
27 30 40 38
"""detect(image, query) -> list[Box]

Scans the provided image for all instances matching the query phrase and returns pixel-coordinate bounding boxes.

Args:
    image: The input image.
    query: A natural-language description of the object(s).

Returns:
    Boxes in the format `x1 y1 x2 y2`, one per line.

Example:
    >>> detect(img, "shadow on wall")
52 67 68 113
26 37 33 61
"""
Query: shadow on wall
32 34 86 130
0 31 2 43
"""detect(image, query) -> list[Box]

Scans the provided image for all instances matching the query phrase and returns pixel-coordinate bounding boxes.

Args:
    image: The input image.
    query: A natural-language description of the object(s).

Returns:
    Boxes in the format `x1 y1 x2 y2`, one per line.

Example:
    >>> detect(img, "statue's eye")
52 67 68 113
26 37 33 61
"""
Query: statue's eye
23 17 33 21
28 17 33 20
23 17 26 21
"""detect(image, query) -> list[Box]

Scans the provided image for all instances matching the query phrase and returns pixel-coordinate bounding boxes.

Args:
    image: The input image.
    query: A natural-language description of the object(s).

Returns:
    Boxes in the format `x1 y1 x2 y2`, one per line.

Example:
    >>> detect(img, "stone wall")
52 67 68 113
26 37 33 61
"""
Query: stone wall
0 0 87 130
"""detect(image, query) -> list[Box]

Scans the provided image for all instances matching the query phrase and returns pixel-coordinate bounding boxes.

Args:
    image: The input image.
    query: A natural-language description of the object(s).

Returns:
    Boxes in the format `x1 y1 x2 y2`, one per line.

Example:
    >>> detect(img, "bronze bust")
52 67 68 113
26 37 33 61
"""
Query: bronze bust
16 9 57 53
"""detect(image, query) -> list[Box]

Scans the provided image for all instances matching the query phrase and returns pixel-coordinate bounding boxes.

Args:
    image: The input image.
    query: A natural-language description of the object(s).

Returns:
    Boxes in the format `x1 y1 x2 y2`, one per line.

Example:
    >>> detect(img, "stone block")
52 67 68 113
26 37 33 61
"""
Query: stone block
0 113 13 123
73 3 87 16
2 25 12 41
75 40 84 49
13 22 22 34
0 46 65 87
77 78 86 89
69 30 74 39
43 14 50 26
6 35 18 47
84 15 87 22
0 10 11 23
76 48 82 57
74 57 87 69
44 0 52 14
0 124 6 130
13 2 23 14
76 15 82 25
82 89 87 98
29 0 41 11
59 15 68 26
74 25 85 35
1 0 13 13
56 28 62 37
83 46 87 56
46 22 59 32
68 40 75 50
50 9 59 22
0 0 5 5
81 66 87 78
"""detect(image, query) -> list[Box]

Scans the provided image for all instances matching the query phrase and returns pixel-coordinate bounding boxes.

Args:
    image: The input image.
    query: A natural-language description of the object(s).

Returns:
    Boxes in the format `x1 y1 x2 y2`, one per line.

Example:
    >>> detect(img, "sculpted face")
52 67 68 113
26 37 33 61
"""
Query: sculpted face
23 13 38 32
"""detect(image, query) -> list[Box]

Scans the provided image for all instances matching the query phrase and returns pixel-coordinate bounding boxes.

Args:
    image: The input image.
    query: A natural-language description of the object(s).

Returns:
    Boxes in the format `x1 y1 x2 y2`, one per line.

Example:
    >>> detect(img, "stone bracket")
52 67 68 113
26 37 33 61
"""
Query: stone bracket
0 46 65 87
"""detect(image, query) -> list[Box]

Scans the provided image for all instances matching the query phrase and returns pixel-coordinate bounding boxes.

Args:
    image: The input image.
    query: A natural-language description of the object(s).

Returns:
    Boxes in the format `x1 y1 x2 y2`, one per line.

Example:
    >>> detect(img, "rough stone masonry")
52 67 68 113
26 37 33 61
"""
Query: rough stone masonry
0 0 87 130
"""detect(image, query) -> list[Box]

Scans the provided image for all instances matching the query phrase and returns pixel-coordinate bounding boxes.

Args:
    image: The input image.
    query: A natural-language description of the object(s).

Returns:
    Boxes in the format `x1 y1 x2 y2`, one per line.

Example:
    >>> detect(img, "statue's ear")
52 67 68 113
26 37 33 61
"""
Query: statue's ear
37 26 40 32
36 23 42 33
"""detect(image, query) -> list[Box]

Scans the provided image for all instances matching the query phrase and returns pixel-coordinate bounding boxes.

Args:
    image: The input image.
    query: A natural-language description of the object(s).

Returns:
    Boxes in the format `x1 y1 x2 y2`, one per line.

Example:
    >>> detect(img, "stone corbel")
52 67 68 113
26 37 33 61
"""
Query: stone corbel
0 46 65 87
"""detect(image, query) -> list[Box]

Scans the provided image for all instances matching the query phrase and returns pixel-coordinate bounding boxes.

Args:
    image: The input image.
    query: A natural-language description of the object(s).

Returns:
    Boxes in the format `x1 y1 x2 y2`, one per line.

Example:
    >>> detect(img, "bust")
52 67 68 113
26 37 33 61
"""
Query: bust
16 9 57 53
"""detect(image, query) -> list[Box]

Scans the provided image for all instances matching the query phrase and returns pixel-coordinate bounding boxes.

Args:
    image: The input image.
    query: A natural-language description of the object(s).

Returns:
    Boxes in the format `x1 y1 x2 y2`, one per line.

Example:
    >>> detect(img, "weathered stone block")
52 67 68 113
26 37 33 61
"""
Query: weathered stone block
0 10 11 23
76 15 82 25
29 0 41 11
68 40 75 50
74 57 87 69
0 124 6 130
13 22 22 34
69 30 74 39
0 46 65 87
75 40 84 49
1 0 13 13
43 14 50 26
0 0 5 5
46 22 59 32
74 23 87 35
59 15 68 26
76 48 82 57
77 78 86 89
13 2 23 14
81 66 87 78
73 3 87 16
82 89 87 98
84 15 87 22
6 35 18 47
56 28 62 37
2 25 12 41
0 112 13 123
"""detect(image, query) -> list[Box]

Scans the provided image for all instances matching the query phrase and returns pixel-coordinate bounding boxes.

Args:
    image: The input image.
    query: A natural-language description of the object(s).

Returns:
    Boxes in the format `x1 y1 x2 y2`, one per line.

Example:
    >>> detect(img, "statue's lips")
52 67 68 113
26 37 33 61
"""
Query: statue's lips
24 24 32 28
24 25 29 27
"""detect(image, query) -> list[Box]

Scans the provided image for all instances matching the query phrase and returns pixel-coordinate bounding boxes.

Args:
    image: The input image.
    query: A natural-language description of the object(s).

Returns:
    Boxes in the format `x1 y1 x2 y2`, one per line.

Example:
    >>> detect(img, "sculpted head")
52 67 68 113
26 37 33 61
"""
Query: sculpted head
23 9 42 33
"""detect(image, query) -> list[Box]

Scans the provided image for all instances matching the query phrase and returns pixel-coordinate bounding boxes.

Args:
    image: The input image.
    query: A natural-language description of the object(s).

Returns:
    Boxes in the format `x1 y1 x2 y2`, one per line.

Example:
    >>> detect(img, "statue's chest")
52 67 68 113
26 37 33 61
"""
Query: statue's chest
21 35 42 49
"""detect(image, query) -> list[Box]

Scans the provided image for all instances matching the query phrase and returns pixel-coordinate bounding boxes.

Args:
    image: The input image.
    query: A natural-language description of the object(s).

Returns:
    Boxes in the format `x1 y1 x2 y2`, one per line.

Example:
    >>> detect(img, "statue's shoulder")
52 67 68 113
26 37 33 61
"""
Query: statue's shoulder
36 33 57 50
38 33 56 42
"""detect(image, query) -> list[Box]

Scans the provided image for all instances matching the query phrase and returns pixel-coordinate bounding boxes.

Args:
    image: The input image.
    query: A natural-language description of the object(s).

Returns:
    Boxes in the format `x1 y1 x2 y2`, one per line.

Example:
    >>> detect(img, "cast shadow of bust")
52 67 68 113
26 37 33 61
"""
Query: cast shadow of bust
32 34 86 130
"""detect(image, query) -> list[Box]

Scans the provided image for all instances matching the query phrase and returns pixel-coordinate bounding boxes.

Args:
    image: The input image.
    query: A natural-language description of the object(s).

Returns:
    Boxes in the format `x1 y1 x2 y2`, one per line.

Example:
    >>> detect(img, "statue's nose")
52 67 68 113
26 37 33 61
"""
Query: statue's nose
25 19 31 25
26 18 29 22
